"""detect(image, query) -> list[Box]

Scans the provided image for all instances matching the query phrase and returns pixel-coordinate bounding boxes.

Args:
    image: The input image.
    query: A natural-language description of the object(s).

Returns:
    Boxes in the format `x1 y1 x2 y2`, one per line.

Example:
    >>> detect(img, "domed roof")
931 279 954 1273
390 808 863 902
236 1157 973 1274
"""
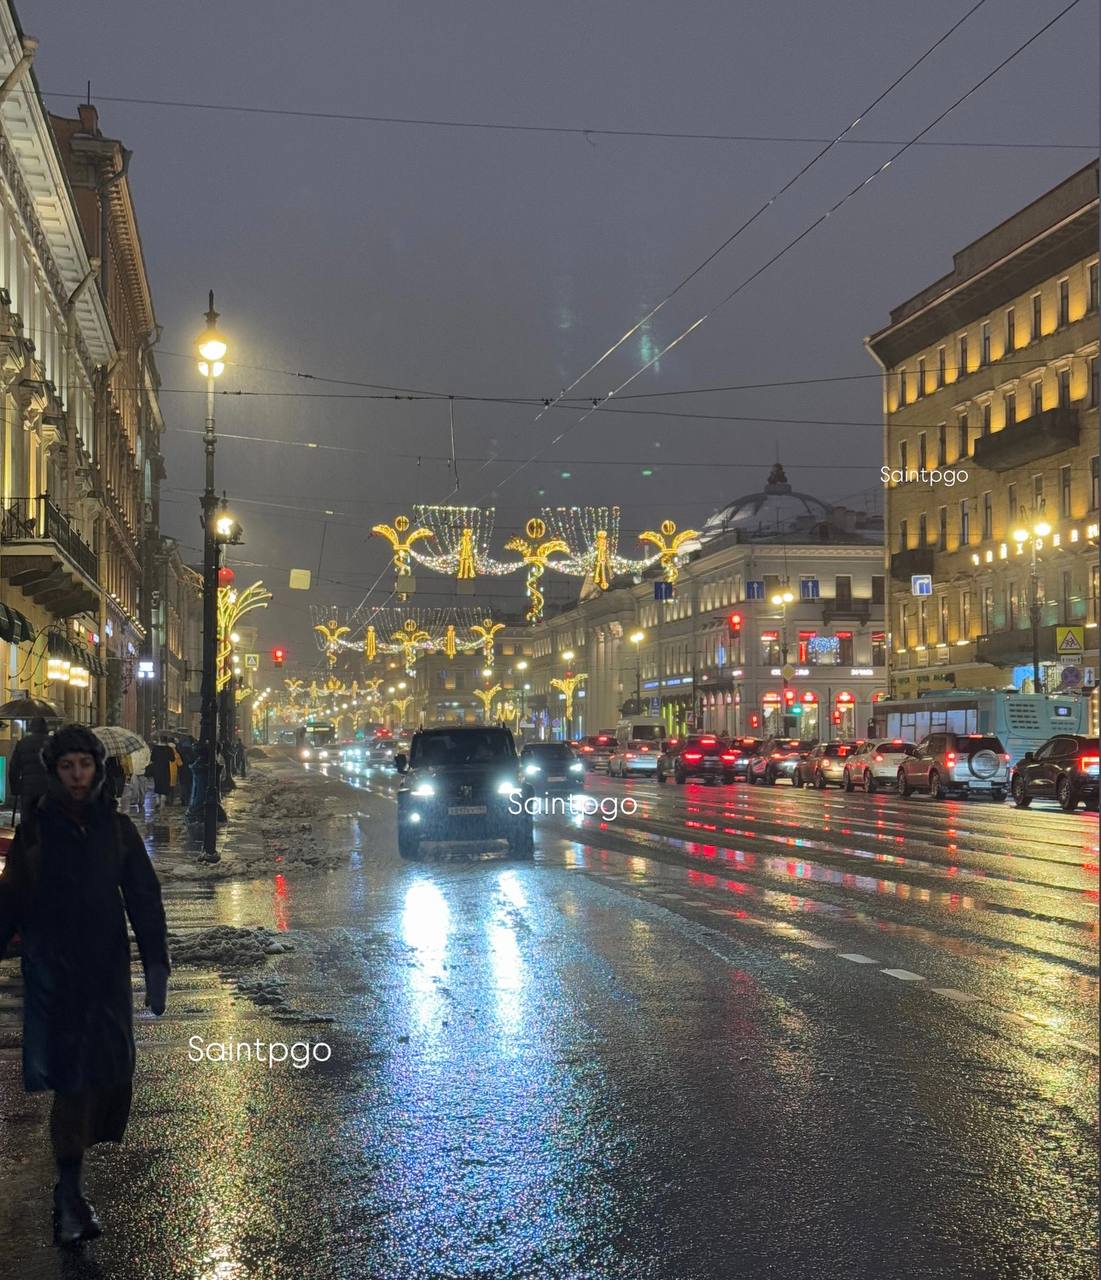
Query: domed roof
702 463 832 542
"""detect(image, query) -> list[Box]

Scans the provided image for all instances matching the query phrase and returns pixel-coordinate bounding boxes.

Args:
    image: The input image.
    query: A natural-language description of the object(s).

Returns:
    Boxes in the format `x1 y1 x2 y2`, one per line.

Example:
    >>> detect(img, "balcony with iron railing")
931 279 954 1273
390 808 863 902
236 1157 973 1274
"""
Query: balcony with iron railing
0 495 99 617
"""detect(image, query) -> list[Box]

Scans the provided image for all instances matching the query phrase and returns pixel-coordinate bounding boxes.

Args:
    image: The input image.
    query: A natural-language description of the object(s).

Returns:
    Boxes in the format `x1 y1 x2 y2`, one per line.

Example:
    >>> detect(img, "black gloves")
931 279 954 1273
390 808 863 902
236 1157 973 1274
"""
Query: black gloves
144 963 169 1016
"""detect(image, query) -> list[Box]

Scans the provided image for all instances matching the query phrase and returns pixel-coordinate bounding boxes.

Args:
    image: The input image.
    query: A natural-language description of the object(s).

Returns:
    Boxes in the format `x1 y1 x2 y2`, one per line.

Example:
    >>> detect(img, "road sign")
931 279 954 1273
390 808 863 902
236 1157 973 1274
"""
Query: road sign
781 664 795 681
911 574 933 597
244 653 260 670
288 568 311 590
1056 626 1085 655
1060 665 1083 687
654 581 674 601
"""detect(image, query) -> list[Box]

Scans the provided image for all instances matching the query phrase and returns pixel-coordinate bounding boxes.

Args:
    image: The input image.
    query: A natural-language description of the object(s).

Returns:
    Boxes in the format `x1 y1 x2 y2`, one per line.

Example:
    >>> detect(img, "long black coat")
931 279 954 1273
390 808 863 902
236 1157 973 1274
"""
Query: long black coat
8 731 50 802
0 792 170 1093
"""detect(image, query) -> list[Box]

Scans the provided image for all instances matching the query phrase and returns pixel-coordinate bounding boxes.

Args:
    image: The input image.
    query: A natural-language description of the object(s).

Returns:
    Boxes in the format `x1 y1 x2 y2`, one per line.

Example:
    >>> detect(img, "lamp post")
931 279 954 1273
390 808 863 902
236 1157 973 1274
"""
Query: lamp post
1013 509 1051 693
629 629 645 713
770 587 795 734
514 660 528 737
193 296 228 861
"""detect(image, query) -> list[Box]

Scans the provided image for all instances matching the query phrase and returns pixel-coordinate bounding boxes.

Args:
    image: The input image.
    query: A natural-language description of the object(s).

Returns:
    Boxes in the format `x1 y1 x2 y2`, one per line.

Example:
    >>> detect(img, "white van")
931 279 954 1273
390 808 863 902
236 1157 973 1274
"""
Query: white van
608 716 667 776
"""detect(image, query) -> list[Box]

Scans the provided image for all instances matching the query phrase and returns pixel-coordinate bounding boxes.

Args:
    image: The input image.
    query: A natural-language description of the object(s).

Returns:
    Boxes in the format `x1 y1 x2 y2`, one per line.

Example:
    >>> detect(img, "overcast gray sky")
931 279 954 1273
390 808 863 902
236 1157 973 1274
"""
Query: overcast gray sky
22 0 1099 668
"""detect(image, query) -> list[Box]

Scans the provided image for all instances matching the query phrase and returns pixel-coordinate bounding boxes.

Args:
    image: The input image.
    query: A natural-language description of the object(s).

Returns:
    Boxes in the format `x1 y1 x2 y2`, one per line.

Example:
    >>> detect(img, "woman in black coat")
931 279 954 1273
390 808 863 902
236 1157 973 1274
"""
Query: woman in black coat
0 724 170 1247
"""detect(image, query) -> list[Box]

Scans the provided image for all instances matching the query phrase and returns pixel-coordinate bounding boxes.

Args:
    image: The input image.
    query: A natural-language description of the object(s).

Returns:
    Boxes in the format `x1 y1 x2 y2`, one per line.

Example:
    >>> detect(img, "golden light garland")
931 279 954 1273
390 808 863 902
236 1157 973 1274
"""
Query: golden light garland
638 520 700 584
504 518 570 622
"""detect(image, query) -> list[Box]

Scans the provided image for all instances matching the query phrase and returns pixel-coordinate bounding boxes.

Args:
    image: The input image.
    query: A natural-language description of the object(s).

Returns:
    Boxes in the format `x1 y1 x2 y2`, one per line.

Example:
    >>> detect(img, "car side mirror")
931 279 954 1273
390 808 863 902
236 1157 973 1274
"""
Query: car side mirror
1022 751 1034 762
394 753 408 772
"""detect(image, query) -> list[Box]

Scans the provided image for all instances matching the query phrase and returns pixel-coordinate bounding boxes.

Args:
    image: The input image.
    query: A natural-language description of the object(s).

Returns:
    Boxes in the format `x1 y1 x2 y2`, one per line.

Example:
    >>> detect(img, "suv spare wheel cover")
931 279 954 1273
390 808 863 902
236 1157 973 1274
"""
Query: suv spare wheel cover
969 748 999 778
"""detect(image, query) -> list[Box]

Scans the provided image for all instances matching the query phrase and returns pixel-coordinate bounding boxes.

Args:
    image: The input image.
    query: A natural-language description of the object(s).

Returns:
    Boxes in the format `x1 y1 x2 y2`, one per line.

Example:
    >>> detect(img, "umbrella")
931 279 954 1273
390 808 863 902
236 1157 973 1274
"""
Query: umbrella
124 744 152 775
93 726 147 758
0 697 60 720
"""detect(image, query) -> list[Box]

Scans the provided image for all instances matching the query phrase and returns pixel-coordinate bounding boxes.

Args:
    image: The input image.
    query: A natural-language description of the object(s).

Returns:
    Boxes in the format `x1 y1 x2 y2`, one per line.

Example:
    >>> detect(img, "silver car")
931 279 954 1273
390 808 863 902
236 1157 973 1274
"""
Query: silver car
842 740 916 793
897 732 1010 801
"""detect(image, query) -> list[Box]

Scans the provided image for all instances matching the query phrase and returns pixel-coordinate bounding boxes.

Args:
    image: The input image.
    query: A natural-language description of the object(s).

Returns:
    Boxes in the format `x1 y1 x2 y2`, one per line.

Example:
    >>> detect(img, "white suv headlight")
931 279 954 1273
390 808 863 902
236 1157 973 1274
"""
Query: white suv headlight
497 780 519 796
411 782 435 797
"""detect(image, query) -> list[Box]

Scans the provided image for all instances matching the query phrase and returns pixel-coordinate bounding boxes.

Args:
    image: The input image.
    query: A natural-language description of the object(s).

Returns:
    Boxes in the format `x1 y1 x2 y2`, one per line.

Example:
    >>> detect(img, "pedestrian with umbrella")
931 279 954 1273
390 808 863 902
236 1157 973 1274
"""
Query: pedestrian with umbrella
0 724 169 1246
92 728 151 814
148 735 182 811
8 716 51 824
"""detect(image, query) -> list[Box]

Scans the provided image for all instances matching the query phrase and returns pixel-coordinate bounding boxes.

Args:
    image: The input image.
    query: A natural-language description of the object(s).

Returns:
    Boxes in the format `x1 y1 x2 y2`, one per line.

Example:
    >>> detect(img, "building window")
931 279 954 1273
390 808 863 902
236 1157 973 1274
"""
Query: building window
835 576 852 609
1090 456 1099 511
837 632 854 665
938 505 948 549
939 595 950 644
899 519 908 551
982 586 993 633
1004 307 1015 353
960 499 970 545
937 346 946 387
937 423 947 466
961 590 972 637
917 357 926 397
799 576 820 600
957 333 968 376
1061 465 1072 518
1058 278 1070 328
1089 355 1099 408
1030 380 1043 418
1004 390 1015 428
1057 367 1071 408
1033 474 1044 509
871 632 886 666
1008 581 1020 629
981 402 991 436
871 575 885 605
760 632 781 665
898 439 908 471
918 513 928 546
957 411 969 458
1090 261 1099 313
918 432 927 469
917 600 928 646
1031 292 1042 341
980 321 991 366
897 369 907 404
982 492 992 540
1007 482 1018 527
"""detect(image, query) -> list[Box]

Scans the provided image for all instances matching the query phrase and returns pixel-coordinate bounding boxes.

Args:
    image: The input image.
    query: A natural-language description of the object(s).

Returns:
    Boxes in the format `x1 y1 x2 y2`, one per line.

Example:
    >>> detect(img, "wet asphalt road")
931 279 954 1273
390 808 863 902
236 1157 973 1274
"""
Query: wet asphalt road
0 756 1096 1280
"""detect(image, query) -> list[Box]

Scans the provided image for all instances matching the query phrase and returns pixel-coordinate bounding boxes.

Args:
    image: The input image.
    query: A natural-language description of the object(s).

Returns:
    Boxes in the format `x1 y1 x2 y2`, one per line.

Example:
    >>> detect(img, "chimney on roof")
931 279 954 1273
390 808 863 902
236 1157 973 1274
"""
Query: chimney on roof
77 103 100 136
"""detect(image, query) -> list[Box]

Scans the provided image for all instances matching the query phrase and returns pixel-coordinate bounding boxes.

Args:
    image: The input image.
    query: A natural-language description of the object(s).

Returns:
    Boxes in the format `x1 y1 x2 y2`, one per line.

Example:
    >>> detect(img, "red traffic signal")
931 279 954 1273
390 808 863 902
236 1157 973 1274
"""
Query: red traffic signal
272 646 286 668
728 611 743 635
782 687 796 706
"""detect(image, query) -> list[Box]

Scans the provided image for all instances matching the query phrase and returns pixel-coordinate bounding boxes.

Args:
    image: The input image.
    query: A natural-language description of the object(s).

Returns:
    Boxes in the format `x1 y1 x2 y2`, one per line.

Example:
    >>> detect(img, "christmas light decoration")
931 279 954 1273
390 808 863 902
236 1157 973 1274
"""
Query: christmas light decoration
364 626 377 662
217 580 271 691
392 617 431 673
549 671 587 725
469 616 505 662
371 514 434 579
474 683 503 722
637 520 700 584
504 518 570 622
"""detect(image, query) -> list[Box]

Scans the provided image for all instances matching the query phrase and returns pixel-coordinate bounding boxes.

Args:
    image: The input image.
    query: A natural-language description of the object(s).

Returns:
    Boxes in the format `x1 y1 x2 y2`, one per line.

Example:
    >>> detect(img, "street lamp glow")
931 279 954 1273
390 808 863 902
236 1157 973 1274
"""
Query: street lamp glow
482 667 493 677
1034 520 1051 538
230 631 240 643
629 630 645 645
1013 528 1029 543
514 660 528 672
562 650 575 662
214 513 238 539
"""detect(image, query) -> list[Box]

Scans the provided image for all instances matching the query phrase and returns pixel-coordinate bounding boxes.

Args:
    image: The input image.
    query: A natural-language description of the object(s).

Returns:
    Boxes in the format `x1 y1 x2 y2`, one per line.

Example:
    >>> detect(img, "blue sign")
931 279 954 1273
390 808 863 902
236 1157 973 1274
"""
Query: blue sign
911 574 933 597
746 580 765 600
800 578 820 600
654 581 674 601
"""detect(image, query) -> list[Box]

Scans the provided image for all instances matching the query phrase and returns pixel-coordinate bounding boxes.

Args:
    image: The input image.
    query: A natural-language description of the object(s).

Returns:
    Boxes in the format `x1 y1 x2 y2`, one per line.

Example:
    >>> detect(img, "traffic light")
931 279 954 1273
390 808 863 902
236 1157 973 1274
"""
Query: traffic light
272 646 286 668
728 611 743 636
782 688 796 707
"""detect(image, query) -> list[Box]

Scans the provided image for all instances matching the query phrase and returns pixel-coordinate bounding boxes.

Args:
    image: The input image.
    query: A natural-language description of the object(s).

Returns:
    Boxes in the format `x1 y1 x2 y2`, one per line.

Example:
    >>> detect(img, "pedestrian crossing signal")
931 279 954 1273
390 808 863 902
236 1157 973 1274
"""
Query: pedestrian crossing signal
272 646 286 668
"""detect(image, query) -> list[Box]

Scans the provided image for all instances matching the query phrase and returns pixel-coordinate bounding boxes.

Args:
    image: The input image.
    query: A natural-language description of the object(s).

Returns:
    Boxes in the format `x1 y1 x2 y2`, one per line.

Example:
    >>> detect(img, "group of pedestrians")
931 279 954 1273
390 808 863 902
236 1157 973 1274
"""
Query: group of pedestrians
0 722 170 1247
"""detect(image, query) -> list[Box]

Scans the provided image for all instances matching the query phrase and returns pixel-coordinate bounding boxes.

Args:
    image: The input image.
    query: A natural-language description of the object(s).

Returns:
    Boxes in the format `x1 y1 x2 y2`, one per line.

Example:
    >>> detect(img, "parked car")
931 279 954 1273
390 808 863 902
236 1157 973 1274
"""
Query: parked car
657 735 737 785
584 731 618 773
841 740 917 793
607 739 660 777
1011 734 1099 812
520 742 586 796
897 733 1010 801
395 725 533 859
794 742 853 789
746 738 816 785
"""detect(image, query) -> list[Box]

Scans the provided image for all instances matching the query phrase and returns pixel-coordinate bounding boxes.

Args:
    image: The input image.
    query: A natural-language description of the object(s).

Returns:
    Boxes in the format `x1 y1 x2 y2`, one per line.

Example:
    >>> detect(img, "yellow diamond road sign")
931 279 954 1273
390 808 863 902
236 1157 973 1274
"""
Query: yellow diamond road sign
1056 626 1084 655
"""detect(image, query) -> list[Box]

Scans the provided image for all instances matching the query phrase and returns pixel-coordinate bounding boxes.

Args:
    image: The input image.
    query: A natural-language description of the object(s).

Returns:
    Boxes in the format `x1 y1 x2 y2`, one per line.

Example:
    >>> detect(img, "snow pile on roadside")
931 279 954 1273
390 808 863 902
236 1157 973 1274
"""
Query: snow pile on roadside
168 924 295 970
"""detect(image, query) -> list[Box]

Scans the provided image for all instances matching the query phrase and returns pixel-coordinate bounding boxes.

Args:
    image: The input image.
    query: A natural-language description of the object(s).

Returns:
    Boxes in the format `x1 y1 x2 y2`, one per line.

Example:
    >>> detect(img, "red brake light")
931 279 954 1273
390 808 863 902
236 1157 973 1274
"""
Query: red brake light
625 752 636 759
1079 755 1099 769
683 751 703 762
770 751 782 759
701 737 716 745
874 754 884 762
945 751 957 766
721 752 737 762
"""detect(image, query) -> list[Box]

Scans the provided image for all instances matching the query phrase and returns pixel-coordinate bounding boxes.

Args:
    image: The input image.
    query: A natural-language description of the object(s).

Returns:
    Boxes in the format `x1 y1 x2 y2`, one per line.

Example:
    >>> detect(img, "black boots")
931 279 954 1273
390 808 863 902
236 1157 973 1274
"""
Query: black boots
53 1161 101 1246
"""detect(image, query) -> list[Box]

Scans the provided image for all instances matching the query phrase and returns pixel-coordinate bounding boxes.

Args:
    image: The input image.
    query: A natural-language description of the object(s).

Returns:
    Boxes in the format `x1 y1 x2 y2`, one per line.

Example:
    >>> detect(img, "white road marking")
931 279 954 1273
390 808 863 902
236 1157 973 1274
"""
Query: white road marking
837 953 879 964
881 968 926 982
930 987 981 1003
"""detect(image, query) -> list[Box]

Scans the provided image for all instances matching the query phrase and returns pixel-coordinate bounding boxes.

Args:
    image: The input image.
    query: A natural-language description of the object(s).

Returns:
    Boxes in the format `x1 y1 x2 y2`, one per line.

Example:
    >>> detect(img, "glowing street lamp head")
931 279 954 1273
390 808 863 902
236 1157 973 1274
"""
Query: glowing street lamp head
562 650 575 662
196 292 228 376
514 660 528 672
629 630 645 644
1034 520 1051 538
1012 528 1029 543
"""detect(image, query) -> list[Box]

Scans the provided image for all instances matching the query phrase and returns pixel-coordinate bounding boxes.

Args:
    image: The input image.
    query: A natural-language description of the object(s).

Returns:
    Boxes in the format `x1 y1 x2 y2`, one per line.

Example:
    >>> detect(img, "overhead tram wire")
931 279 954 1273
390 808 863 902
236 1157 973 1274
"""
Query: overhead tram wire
40 87 1092 150
485 0 1087 496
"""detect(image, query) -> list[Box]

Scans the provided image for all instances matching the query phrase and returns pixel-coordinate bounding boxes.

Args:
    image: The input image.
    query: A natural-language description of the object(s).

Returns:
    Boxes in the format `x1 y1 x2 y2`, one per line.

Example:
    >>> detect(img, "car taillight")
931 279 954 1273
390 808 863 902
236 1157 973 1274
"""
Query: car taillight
1000 754 1010 763
640 746 650 752
581 745 593 752
1079 755 1099 770
701 737 717 745
770 752 782 759
626 752 636 759
683 751 703 762
945 752 957 766
721 752 737 762
874 754 884 762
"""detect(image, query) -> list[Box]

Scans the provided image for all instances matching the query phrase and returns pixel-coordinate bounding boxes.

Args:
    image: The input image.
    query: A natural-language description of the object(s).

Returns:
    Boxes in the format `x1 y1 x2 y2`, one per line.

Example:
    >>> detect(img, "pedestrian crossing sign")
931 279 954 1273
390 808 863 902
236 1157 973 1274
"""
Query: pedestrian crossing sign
1056 626 1085 655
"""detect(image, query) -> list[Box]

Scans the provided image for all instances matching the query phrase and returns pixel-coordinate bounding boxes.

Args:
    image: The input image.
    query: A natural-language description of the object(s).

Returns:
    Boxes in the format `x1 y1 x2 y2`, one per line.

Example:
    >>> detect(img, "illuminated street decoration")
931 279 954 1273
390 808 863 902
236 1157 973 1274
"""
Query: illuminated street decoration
392 618 431 673
504 518 570 622
470 616 505 662
364 626 377 661
217 580 271 692
474 683 503 722
371 514 434 578
314 617 351 669
444 624 457 659
638 520 700 584
549 671 587 723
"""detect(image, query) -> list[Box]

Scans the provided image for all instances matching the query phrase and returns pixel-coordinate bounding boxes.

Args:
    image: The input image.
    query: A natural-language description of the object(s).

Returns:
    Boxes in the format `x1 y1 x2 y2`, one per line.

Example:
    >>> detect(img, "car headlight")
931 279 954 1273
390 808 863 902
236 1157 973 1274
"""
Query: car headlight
411 783 435 797
569 762 583 773
301 748 312 759
497 780 518 796
318 749 329 759
524 763 541 776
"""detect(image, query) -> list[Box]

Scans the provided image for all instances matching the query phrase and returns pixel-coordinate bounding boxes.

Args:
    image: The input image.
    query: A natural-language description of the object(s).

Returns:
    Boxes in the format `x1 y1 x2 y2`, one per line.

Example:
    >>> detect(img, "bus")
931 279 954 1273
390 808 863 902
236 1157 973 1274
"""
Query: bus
870 690 1087 764
304 720 336 748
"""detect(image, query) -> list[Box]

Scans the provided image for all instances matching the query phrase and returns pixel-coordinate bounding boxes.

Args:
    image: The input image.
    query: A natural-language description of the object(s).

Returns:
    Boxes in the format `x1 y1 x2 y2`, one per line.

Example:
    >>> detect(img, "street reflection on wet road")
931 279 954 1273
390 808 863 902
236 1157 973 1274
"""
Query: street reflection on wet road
0 756 1095 1278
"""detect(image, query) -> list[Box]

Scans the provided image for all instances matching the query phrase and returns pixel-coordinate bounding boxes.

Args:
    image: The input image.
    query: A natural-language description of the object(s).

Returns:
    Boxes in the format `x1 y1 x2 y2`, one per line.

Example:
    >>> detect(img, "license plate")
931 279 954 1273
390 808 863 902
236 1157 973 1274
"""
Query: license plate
448 804 487 815
549 775 566 782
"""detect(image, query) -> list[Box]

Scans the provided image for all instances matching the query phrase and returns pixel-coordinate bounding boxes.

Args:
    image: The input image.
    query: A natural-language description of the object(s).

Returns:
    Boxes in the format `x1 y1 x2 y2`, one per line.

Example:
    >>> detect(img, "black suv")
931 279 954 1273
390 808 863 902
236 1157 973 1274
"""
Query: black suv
657 736 736 785
395 726 534 859
1011 734 1099 812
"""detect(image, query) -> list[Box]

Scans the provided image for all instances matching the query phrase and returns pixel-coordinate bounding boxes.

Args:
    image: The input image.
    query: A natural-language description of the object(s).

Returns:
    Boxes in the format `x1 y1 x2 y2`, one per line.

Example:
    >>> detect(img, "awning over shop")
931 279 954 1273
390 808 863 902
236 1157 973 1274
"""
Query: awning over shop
0 602 36 645
46 630 108 676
